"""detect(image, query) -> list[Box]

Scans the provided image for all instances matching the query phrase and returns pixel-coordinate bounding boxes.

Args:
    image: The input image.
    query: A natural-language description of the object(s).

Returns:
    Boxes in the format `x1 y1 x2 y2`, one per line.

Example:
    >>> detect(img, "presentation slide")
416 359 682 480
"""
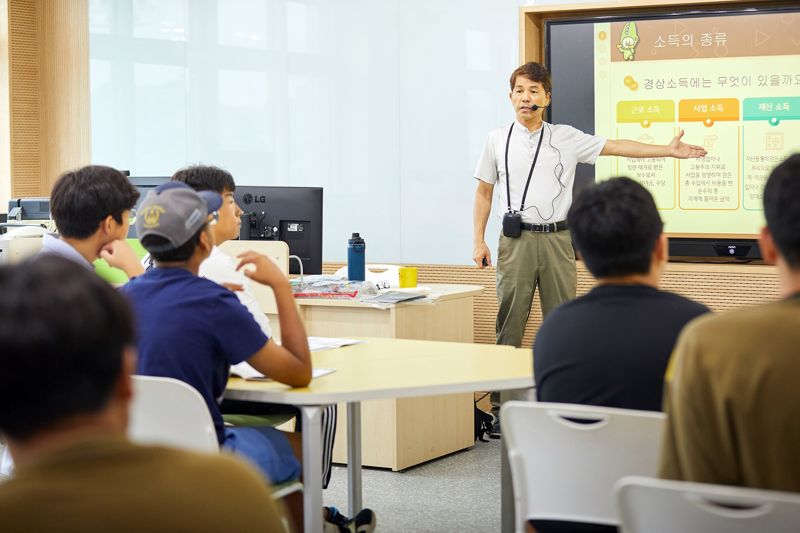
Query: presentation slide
593 12 800 237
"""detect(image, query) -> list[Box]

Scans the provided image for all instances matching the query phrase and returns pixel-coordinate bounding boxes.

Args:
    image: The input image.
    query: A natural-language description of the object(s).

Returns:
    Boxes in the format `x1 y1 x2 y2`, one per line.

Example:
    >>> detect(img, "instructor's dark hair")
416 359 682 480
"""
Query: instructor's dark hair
50 165 140 238
568 177 663 278
763 153 800 268
171 165 236 194
510 62 552 94
0 256 135 441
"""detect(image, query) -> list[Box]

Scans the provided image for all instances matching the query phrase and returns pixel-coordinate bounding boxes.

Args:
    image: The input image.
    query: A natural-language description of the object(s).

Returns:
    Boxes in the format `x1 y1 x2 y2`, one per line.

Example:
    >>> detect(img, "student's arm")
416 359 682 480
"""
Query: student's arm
236 251 312 387
100 240 145 278
473 180 494 268
601 130 706 159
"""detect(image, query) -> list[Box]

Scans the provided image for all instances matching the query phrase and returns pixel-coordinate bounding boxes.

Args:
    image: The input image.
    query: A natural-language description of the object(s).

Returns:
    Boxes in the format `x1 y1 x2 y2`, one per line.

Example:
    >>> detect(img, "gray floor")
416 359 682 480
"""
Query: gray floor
324 438 502 532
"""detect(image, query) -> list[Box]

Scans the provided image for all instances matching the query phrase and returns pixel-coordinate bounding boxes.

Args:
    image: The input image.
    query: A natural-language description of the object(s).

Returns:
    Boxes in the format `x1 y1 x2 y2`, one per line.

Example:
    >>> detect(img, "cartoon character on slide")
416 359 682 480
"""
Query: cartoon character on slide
617 22 639 61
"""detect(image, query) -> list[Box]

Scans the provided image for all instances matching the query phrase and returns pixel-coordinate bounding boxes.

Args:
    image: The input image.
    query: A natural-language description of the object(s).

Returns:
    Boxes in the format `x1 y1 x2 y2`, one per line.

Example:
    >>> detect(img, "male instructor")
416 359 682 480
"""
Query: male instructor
473 62 706 436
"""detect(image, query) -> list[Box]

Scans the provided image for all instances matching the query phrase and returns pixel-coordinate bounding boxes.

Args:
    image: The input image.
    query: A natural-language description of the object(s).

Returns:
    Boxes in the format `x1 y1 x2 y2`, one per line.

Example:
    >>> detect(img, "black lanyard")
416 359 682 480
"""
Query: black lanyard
504 122 545 213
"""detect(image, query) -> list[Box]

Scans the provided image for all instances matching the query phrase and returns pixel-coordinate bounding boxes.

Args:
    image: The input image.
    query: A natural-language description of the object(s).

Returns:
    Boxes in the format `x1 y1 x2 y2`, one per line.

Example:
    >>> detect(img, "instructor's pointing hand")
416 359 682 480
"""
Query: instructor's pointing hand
669 130 707 159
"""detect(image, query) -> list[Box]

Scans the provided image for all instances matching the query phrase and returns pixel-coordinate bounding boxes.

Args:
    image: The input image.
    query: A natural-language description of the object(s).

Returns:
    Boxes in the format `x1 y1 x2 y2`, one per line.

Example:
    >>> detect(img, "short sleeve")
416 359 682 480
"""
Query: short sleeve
565 126 606 165
210 289 269 365
474 134 499 184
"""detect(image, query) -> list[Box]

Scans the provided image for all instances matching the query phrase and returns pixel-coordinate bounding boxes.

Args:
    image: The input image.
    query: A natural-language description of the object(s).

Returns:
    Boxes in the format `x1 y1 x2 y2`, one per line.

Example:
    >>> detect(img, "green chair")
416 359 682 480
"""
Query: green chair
94 239 148 284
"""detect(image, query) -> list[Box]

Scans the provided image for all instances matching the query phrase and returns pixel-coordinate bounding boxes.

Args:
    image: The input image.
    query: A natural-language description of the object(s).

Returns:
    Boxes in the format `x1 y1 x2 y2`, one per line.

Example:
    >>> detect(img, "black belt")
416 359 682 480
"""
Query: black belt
520 221 569 233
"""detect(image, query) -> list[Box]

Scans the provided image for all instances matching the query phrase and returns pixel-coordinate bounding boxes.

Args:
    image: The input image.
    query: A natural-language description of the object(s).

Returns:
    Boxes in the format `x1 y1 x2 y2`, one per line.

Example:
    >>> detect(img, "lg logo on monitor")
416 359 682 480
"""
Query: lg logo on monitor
241 193 266 205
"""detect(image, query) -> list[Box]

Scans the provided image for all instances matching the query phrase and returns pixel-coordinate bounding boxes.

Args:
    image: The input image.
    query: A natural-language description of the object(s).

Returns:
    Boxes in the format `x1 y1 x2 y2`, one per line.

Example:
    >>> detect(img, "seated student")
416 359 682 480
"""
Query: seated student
44 165 144 278
170 164 338 490
0 256 286 532
529 178 710 533
122 182 308 481
122 182 375 532
534 177 709 411
659 154 800 492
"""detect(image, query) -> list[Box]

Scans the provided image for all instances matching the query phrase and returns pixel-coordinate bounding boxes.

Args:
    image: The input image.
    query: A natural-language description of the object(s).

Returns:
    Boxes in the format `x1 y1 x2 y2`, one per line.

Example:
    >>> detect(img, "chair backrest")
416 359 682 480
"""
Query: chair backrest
501 401 665 531
219 240 289 314
128 375 219 454
617 476 800 533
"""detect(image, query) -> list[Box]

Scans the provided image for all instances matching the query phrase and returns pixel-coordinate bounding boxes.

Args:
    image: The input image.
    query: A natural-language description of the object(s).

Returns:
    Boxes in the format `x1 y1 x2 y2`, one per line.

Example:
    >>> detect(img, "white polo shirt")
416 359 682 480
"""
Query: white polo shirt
474 121 606 224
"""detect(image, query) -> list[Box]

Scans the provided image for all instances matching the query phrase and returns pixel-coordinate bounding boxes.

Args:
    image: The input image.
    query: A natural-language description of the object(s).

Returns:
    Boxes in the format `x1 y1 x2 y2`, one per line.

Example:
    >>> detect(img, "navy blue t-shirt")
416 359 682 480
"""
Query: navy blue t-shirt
122 268 268 442
533 284 709 412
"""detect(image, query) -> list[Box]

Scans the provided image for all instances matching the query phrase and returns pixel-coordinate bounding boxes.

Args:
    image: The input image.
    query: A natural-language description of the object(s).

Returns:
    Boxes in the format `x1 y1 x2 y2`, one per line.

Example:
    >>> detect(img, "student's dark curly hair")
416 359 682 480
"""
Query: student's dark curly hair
171 165 236 194
568 177 663 278
50 165 139 238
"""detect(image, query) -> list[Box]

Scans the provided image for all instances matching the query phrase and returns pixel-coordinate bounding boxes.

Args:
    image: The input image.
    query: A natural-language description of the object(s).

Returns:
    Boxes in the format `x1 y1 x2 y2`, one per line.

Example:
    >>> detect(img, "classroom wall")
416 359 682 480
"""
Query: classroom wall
88 0 527 264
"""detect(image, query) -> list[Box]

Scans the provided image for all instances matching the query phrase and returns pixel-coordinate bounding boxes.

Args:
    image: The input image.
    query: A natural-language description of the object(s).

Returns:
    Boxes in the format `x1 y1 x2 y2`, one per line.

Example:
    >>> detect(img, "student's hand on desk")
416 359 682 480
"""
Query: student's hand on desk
236 251 289 289
100 240 145 278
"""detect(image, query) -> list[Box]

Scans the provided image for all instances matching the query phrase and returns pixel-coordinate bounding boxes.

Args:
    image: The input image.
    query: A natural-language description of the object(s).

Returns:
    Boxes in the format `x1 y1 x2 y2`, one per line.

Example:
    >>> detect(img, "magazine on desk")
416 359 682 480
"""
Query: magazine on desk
230 337 364 381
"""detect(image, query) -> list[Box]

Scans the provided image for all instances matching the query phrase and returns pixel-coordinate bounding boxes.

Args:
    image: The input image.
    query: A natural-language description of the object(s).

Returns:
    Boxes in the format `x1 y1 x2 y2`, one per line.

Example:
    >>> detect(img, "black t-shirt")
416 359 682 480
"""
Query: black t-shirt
533 284 710 412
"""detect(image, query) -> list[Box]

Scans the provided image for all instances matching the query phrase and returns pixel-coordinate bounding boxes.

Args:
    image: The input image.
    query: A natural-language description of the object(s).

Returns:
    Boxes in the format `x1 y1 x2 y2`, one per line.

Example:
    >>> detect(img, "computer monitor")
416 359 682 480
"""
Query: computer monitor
127 176 169 238
233 186 323 275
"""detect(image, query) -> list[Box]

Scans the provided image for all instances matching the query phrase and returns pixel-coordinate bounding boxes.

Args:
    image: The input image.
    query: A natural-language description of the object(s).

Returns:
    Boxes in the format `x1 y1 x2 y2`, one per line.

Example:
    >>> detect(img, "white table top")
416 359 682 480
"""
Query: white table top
226 337 533 405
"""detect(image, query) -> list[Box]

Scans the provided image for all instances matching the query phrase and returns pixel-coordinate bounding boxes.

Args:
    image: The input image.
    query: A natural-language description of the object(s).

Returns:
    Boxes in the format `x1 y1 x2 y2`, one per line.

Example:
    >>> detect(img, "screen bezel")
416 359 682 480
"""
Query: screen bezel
542 4 798 259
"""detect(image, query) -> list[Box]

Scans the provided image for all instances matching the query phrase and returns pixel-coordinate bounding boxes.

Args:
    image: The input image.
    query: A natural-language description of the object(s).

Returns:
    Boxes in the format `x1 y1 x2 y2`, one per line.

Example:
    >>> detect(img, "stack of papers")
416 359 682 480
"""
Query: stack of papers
358 291 427 305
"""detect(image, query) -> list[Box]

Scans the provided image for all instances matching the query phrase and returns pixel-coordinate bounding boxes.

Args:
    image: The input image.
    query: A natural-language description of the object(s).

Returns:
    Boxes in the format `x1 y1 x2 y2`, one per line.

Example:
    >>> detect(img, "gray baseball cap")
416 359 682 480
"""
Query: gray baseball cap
136 181 222 253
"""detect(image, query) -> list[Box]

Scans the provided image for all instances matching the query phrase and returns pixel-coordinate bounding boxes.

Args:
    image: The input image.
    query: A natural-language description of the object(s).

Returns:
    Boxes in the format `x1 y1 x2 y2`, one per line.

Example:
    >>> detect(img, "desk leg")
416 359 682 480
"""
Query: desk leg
301 406 323 533
500 390 514 533
346 401 362 515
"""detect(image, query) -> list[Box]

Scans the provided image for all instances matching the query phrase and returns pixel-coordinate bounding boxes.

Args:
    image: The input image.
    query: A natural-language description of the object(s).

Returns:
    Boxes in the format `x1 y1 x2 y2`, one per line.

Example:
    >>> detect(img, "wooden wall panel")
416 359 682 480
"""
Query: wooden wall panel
7 0 39 197
39 0 90 193
0 0 11 207
5 0 89 198
323 261 780 347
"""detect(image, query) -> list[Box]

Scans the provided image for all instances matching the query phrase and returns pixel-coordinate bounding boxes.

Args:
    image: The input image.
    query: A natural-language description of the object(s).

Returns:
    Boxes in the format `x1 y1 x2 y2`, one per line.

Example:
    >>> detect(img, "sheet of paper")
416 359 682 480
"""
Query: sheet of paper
307 336 364 351
230 362 337 381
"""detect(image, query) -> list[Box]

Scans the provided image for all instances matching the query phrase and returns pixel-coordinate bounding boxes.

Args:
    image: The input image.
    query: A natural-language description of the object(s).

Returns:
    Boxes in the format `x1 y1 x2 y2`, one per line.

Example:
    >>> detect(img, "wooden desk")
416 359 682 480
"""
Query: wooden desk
226 337 533 533
269 284 483 470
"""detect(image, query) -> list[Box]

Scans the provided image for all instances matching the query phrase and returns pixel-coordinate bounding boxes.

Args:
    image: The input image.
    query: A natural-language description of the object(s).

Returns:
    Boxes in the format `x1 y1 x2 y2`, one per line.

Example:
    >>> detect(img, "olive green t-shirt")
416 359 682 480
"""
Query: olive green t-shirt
659 296 800 491
0 437 286 533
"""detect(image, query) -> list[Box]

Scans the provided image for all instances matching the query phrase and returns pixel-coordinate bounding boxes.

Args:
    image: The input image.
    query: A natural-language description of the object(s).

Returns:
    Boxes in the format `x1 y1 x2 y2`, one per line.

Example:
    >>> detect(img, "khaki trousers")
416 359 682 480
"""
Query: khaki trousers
491 229 577 415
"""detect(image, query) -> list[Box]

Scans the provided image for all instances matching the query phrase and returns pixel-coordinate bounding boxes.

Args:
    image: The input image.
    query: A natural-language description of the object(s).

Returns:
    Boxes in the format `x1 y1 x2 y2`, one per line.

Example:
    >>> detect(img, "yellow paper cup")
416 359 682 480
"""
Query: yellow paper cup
398 266 418 288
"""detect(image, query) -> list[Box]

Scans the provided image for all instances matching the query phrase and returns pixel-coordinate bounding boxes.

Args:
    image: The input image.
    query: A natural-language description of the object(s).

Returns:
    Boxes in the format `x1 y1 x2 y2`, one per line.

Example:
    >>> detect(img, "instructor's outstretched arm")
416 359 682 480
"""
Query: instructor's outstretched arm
473 180 494 268
601 129 707 159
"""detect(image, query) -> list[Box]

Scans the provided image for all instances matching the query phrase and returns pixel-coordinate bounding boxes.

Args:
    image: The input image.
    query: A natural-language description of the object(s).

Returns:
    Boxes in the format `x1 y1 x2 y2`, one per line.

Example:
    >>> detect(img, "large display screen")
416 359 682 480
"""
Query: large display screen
548 8 800 239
